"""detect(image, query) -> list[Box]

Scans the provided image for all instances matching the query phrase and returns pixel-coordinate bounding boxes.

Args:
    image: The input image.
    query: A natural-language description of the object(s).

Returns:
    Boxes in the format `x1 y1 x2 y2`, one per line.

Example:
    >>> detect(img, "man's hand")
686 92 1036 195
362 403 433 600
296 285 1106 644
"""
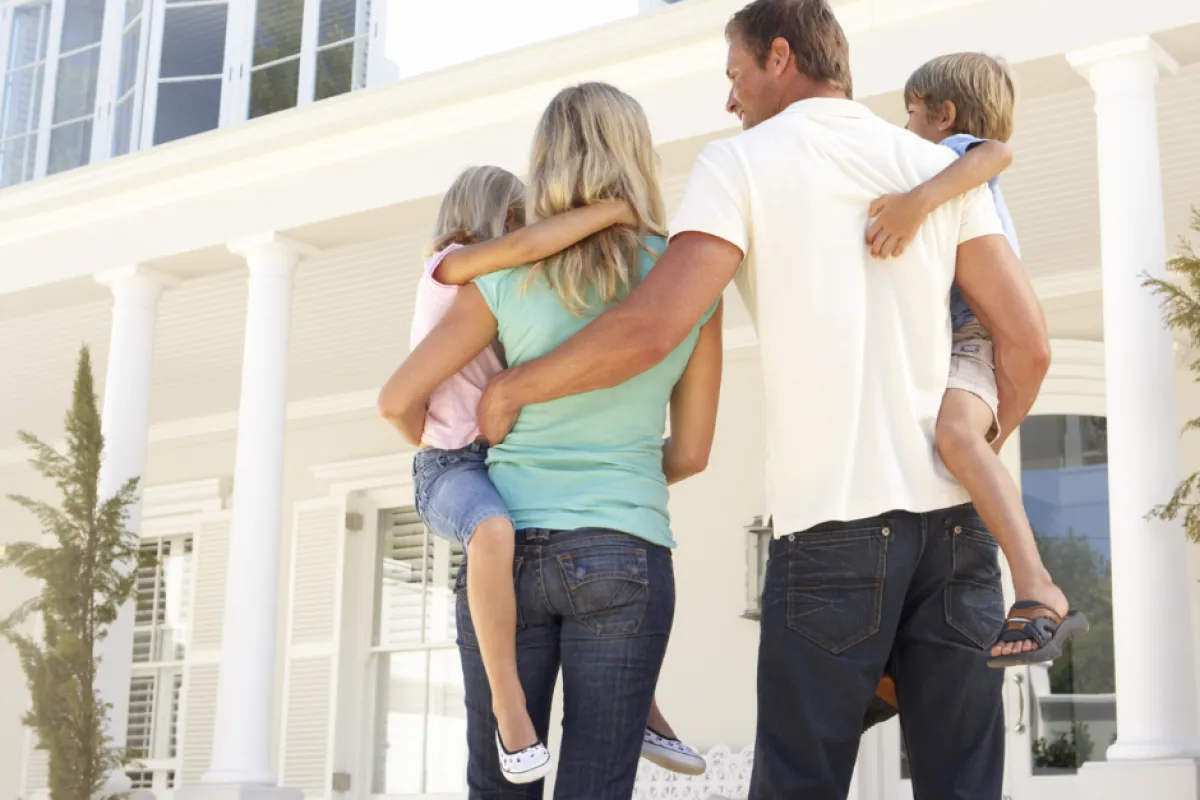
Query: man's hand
478 372 519 445
866 190 931 259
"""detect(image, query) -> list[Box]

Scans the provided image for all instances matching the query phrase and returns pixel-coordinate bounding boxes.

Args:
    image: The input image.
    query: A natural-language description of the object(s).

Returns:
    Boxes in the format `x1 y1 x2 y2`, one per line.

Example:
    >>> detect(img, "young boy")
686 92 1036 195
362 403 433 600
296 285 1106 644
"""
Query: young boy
861 52 1088 731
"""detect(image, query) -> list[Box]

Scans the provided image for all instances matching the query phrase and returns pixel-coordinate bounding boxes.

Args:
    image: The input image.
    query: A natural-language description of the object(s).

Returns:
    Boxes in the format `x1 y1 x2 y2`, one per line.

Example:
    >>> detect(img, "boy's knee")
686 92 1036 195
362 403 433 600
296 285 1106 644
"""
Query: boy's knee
936 415 984 464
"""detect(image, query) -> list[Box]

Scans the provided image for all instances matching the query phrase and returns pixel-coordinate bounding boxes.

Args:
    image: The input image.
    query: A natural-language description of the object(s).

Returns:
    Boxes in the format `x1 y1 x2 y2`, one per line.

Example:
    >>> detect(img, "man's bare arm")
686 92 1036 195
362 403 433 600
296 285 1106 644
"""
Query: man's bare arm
478 232 743 442
954 234 1051 449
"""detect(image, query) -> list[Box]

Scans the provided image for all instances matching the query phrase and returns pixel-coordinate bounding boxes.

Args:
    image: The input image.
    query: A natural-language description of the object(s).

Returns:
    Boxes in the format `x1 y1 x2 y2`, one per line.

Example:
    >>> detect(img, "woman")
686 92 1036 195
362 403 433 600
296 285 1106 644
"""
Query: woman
379 82 723 798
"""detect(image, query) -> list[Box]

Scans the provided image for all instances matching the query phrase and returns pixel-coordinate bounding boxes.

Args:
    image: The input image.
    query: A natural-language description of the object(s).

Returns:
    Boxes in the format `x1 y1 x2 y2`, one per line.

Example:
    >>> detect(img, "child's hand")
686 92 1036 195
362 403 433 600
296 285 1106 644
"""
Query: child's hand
866 191 929 259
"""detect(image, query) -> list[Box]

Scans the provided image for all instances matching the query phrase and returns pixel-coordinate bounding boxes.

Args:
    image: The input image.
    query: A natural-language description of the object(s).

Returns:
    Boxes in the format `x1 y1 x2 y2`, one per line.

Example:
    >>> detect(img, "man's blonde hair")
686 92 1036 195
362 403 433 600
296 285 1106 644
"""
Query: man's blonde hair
904 53 1016 142
525 82 667 316
427 165 526 257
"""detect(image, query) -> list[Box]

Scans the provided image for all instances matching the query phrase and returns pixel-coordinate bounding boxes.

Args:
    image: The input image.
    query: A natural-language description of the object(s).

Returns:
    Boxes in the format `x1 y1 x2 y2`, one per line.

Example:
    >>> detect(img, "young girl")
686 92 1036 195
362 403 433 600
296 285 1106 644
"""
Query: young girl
379 165 706 783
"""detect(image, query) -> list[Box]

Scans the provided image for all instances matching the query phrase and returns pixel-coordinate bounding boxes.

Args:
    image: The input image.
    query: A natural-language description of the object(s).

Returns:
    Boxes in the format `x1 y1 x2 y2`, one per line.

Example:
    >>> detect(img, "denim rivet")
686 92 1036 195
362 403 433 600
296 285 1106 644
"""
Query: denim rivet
881 527 890 537
954 525 963 535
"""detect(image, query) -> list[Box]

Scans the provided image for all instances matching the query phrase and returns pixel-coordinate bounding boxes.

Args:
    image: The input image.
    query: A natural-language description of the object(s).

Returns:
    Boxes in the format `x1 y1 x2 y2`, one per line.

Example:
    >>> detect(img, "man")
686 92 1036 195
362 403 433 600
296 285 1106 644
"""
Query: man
479 1 1049 797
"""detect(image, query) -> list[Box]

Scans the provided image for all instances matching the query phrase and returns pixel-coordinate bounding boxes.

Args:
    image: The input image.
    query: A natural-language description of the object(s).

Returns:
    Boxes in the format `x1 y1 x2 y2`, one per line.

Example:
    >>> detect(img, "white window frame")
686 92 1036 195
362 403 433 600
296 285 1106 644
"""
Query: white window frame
309 454 469 800
138 0 238 149
126 530 194 793
368 505 464 798
229 0 369 125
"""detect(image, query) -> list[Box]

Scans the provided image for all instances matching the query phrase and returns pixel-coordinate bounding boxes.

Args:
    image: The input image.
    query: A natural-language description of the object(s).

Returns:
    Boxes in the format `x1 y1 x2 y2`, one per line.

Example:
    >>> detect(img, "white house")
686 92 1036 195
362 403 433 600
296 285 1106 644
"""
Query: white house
1 0 1199 798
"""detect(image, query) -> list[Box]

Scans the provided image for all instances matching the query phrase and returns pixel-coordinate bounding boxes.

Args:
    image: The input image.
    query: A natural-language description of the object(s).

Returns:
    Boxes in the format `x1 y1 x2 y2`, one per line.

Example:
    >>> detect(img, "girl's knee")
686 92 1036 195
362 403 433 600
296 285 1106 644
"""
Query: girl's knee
469 516 515 555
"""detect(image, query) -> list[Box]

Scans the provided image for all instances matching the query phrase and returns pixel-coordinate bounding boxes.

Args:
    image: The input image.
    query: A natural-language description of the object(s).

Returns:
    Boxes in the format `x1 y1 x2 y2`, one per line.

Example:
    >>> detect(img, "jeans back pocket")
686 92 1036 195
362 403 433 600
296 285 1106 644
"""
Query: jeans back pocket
944 525 1005 649
786 527 887 654
556 546 649 636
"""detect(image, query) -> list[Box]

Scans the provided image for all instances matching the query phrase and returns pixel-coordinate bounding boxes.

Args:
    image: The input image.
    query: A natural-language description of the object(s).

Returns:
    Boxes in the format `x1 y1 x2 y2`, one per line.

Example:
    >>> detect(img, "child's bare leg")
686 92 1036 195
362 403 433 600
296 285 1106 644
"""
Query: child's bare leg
936 388 1068 659
467 517 537 750
647 696 676 738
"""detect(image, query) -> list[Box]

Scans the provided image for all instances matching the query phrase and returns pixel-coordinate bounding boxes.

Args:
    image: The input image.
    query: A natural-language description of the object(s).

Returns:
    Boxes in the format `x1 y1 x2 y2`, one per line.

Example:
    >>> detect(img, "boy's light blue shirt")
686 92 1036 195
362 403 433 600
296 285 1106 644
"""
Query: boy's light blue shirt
942 133 1021 331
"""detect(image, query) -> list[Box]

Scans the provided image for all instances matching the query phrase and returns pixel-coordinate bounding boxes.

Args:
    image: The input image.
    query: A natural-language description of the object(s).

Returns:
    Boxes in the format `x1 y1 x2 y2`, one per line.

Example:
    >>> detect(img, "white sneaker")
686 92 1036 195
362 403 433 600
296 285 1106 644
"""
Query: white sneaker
641 727 706 775
496 733 552 785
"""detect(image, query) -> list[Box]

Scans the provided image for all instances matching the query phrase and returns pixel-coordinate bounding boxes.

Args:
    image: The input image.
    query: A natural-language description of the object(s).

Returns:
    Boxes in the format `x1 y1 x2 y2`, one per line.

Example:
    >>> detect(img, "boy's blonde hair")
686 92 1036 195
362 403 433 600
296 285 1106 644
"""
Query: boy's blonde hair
427 166 526 257
526 82 667 316
904 53 1016 142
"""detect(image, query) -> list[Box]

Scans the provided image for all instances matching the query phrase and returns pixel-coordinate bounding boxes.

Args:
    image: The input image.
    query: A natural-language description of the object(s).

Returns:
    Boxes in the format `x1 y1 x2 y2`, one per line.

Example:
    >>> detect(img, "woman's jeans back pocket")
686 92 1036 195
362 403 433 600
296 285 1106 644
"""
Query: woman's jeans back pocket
786 528 887 654
557 545 650 636
945 526 1005 648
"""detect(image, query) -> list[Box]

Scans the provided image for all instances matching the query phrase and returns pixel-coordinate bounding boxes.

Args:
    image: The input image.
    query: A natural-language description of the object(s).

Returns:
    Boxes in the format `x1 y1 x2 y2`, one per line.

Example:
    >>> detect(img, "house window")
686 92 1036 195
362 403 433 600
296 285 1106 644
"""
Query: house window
0 0 371 188
370 507 467 796
126 534 192 788
246 0 368 119
0 0 52 187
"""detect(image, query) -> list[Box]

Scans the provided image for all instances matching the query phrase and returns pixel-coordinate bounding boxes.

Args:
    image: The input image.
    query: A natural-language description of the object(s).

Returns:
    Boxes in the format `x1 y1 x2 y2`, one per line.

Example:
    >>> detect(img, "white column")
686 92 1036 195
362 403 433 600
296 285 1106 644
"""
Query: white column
1070 37 1200 762
200 233 314 790
93 265 177 794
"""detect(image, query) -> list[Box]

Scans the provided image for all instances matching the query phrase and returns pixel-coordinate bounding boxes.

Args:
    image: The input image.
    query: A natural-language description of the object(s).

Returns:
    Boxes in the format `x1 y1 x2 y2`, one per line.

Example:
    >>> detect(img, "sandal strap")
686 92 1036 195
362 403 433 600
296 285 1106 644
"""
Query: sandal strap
994 601 1063 647
1007 600 1063 624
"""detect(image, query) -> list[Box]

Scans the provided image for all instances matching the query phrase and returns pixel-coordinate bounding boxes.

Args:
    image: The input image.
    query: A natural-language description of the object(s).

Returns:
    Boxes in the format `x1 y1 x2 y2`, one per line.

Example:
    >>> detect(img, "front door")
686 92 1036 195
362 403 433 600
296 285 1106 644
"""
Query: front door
876 412 1115 800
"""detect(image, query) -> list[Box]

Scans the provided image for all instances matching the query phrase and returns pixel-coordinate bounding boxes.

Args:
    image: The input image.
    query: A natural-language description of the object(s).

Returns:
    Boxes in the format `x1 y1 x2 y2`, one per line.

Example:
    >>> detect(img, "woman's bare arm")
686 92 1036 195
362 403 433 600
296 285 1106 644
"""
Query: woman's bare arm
434 200 636 285
664 302 724 485
378 285 498 446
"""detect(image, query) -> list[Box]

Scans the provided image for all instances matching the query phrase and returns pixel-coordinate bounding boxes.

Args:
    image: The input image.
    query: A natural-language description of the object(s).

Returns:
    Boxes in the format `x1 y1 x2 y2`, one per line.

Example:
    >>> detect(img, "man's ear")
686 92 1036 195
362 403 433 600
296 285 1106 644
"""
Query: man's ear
769 36 792 77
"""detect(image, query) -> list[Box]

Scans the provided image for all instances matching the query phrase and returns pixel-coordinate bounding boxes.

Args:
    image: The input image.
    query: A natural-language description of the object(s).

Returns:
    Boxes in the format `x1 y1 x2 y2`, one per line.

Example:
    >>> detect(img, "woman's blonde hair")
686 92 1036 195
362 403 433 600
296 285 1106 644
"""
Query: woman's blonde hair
526 82 667 315
427 166 526 257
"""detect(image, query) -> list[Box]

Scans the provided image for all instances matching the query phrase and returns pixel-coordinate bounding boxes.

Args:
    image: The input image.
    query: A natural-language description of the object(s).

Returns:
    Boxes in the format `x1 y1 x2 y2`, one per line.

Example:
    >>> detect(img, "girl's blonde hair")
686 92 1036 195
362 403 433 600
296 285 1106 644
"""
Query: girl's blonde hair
526 82 667 315
427 166 526 257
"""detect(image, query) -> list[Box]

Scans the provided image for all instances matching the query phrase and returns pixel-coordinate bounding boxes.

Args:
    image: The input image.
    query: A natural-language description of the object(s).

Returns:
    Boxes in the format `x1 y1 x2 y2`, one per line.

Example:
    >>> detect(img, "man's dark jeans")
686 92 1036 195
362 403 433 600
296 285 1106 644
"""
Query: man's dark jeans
456 527 674 799
749 503 1006 800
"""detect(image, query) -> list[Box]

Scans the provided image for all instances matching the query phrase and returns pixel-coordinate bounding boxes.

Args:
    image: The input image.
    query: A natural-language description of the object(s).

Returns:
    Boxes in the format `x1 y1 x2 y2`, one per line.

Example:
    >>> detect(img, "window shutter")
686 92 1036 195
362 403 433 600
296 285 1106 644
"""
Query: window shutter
376 507 462 648
20 731 49 797
178 514 231 785
279 500 344 799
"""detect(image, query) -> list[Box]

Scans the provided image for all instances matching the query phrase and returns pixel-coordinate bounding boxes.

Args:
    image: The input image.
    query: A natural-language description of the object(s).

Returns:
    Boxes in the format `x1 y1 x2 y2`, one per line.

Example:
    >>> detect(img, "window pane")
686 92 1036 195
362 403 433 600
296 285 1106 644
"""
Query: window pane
52 45 100 123
1021 414 1115 772
318 0 359 46
160 537 193 661
153 78 220 144
424 649 468 793
7 2 51 69
371 650 467 795
253 0 303 67
46 117 92 174
60 0 105 54
2 63 44 138
249 57 299 119
0 134 37 187
160 4 228 79
125 0 143 24
111 95 134 155
117 21 141 98
315 40 358 101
